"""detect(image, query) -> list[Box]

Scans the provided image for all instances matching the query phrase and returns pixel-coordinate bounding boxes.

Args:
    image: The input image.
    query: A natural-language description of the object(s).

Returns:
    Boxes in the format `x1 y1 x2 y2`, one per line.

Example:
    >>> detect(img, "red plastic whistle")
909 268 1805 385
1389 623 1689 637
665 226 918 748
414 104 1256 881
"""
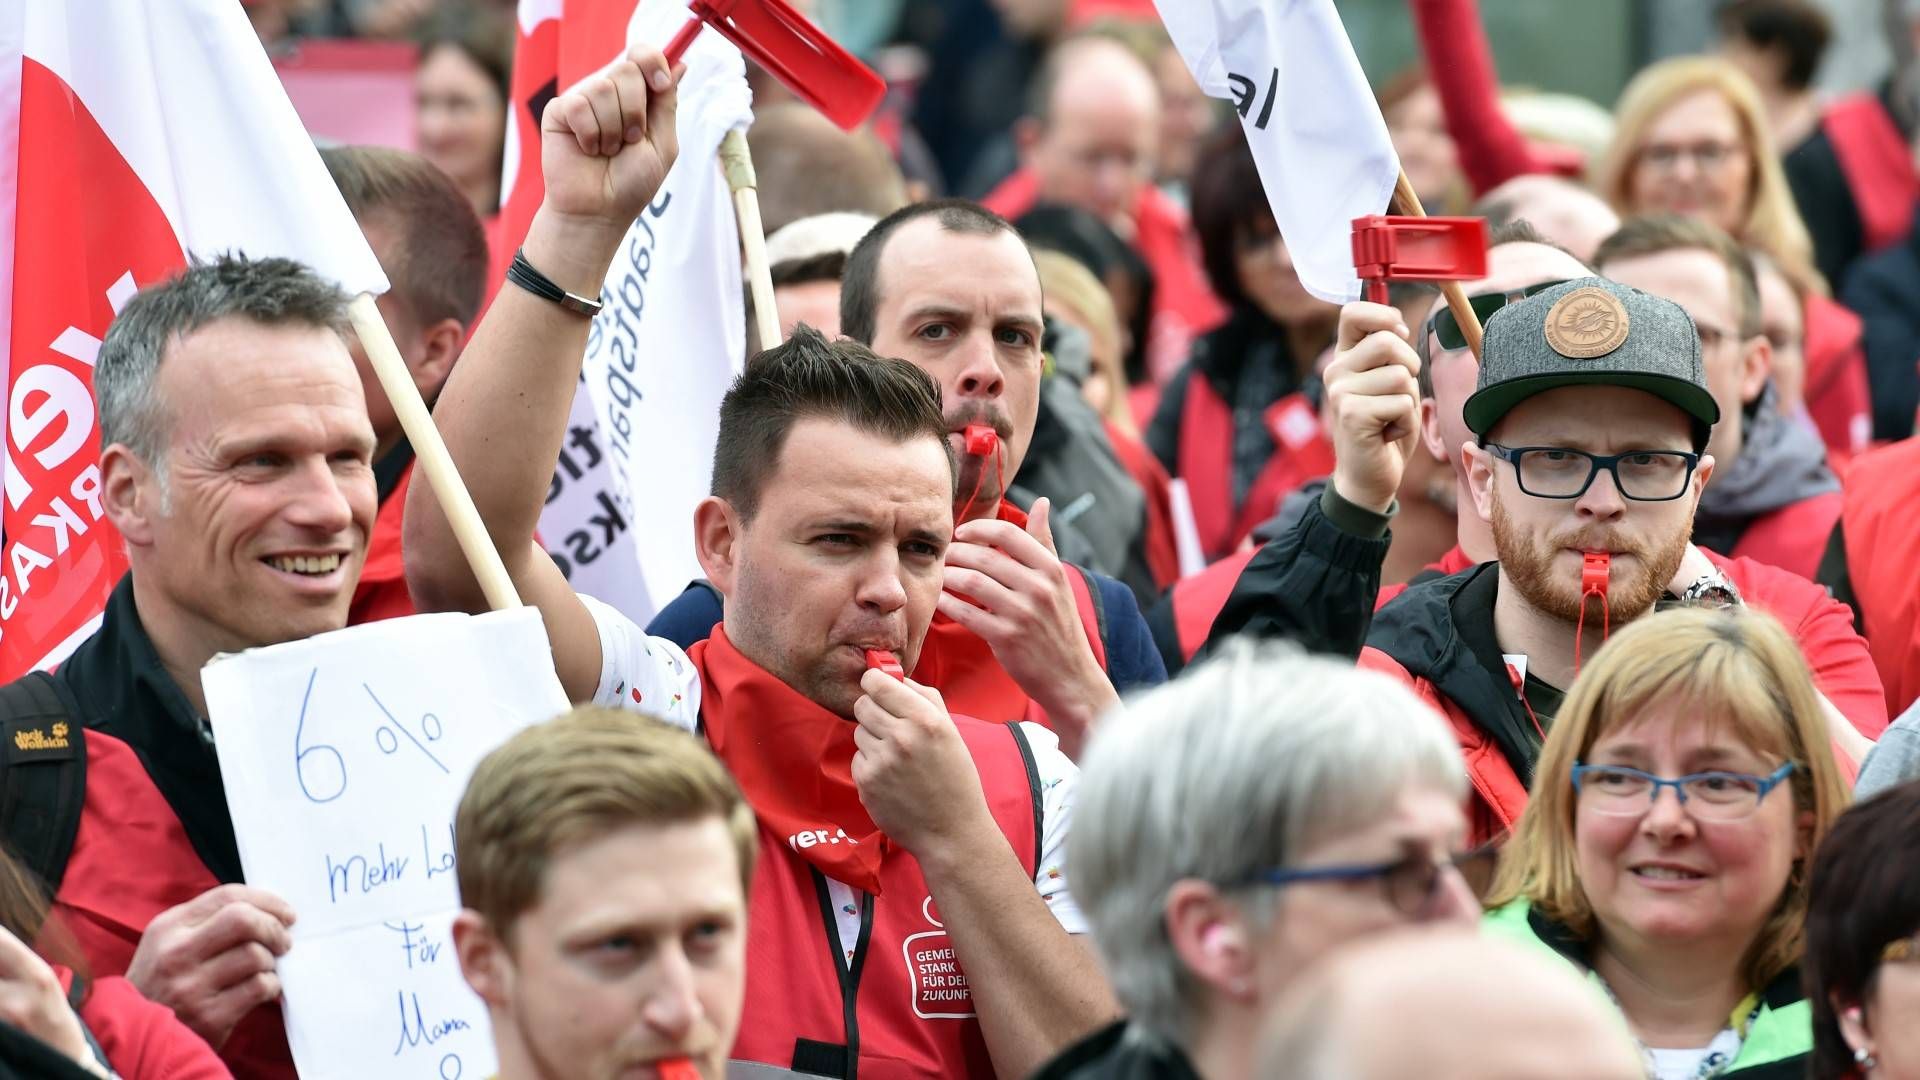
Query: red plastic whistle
962 423 999 457
1581 551 1611 598
864 649 905 680
657 1059 700 1080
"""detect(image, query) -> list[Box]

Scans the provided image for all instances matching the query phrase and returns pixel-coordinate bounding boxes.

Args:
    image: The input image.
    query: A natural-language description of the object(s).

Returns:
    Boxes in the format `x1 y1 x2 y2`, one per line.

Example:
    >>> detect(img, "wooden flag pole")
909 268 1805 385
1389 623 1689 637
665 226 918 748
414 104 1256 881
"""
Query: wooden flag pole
1392 170 1485 361
719 129 783 350
346 295 524 612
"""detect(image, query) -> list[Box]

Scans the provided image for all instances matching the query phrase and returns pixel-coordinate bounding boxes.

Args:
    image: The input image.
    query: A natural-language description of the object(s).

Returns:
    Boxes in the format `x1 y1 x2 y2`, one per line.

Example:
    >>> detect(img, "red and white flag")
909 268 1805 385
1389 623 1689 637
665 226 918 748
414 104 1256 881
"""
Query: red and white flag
0 0 388 678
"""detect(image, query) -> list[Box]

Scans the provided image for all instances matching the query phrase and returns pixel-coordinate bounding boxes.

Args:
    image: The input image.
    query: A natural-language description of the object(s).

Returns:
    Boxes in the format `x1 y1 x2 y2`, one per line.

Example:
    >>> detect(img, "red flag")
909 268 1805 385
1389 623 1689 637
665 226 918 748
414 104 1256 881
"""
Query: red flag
1 2 388 679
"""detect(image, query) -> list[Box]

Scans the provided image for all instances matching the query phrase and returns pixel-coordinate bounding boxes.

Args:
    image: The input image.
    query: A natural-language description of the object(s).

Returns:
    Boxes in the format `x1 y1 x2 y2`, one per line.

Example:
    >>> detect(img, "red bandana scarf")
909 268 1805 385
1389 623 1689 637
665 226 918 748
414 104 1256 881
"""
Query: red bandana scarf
691 626 891 894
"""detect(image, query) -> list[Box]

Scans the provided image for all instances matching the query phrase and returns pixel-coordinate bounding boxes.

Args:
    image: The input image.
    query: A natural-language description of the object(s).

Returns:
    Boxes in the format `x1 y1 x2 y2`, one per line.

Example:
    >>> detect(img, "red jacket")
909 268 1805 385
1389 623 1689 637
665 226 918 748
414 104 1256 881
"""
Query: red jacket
1823 94 1920 254
57 968 230 1080
349 461 415 625
1804 294 1873 459
56 732 291 1079
982 168 1225 382
1105 420 1180 591
1178 379 1334 562
1836 437 1920 717
1364 553 1886 844
1726 490 1844 582
722 713 1042 1077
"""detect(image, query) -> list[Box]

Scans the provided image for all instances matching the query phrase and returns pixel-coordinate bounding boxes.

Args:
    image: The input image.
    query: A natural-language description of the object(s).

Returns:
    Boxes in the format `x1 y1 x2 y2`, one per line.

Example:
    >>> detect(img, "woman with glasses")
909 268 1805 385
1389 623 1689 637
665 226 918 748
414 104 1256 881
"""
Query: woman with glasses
1592 56 1870 458
1805 781 1920 1079
1486 605 1851 1079
1033 639 1481 1080
1145 125 1339 563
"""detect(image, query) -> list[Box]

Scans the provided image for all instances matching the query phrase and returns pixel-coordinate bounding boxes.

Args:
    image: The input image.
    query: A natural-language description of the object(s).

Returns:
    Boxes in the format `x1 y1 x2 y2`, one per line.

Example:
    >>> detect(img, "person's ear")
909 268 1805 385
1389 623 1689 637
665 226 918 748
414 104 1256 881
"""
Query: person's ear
1834 994 1874 1061
1795 808 1816 862
694 496 743 595
1419 397 1447 465
101 444 160 545
412 317 466 403
1462 442 1496 524
1165 880 1257 1004
452 909 512 1007
1740 334 1772 406
1694 453 1716 497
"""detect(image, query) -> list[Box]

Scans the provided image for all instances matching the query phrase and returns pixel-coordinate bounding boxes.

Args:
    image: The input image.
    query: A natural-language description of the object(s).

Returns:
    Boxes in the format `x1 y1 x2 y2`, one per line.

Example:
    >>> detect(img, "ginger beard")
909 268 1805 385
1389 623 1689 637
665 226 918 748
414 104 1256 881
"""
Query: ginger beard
1489 487 1687 626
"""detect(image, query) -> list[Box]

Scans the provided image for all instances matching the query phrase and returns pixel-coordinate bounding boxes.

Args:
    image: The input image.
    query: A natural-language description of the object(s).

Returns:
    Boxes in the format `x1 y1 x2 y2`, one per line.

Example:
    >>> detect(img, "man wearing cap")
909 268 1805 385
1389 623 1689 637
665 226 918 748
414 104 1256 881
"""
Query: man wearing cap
1205 273 1882 841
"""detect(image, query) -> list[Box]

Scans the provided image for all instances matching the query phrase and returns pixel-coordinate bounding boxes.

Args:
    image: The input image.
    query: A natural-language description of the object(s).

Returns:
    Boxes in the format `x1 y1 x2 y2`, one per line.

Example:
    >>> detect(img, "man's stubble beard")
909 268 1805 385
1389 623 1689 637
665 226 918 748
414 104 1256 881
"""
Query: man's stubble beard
1490 492 1687 627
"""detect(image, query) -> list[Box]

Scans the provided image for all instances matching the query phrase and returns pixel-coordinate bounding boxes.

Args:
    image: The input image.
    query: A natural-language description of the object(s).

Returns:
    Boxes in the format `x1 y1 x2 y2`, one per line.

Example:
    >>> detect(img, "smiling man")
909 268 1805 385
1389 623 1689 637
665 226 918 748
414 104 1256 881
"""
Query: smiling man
0 254 377 1078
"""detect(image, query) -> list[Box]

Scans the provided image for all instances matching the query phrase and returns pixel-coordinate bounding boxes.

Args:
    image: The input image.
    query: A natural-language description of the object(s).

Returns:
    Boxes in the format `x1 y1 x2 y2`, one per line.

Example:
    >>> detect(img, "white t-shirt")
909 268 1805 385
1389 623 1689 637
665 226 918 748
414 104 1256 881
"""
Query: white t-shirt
580 596 1088 958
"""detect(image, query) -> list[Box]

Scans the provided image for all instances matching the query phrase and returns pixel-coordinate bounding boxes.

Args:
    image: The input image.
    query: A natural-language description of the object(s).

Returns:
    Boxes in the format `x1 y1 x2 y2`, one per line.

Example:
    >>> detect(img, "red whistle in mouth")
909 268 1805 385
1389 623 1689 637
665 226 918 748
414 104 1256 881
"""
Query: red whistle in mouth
962 423 999 457
656 1059 700 1080
864 649 905 680
1582 551 1611 597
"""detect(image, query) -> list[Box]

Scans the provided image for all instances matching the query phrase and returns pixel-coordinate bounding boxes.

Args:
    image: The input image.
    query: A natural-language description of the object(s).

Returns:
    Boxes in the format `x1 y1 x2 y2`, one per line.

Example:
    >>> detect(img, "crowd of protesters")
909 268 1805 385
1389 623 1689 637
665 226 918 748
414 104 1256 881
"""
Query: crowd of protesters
5 0 1920 1077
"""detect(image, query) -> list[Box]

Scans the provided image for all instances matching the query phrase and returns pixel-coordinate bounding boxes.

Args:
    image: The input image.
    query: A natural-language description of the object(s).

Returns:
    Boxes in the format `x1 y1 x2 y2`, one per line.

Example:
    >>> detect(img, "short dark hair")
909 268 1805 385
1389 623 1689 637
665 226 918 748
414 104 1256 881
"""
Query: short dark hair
97 255 350 464
1189 125 1273 310
322 146 488 329
1805 781 1920 1079
1716 0 1832 92
712 324 953 520
839 199 1022 346
1594 214 1761 338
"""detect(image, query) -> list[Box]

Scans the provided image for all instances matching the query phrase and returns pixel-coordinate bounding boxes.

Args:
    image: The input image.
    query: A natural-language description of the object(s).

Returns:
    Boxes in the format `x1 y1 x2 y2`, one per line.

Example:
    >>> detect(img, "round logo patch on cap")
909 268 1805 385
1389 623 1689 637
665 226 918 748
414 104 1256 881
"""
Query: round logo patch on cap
1543 286 1631 358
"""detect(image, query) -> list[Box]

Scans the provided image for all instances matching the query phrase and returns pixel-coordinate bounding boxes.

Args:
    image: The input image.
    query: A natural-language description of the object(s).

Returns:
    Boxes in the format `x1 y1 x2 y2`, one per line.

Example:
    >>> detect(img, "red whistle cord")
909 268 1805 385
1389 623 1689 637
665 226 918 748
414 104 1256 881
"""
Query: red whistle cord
1573 553 1611 680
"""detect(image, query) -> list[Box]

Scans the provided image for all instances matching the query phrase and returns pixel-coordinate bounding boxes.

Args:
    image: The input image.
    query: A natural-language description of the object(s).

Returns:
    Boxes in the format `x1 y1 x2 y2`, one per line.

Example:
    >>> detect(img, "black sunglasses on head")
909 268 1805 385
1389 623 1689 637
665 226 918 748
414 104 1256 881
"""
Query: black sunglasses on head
1427 280 1571 351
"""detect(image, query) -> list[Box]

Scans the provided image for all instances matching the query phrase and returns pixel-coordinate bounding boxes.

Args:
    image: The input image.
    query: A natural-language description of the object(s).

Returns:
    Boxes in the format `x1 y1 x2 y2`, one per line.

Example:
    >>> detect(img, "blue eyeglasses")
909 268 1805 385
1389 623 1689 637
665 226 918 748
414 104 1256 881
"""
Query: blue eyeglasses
1250 846 1496 915
1571 762 1796 822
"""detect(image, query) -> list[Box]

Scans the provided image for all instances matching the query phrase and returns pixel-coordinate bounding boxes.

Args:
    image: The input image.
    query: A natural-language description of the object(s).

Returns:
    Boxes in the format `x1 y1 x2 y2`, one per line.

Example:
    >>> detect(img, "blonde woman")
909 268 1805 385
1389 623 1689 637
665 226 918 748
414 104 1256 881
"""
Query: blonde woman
1486 606 1851 1079
1595 56 1870 455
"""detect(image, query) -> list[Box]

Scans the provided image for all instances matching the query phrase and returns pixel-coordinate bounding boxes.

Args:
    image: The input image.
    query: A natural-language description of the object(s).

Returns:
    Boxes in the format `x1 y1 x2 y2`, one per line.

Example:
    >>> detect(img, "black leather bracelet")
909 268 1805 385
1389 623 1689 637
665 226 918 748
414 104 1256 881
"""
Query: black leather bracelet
506 248 603 318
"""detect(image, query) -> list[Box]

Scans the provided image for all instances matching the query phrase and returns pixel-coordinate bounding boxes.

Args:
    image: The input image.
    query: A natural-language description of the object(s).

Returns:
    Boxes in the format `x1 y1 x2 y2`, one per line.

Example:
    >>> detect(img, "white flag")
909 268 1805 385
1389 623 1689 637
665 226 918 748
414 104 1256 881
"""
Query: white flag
0 0 387 677
1153 0 1399 304
565 0 751 622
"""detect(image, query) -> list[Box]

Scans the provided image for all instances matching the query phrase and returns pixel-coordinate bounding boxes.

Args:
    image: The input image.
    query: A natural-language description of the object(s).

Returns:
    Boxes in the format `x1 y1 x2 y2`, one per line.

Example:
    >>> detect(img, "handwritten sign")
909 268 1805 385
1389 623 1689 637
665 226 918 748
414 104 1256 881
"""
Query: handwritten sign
203 608 570 1080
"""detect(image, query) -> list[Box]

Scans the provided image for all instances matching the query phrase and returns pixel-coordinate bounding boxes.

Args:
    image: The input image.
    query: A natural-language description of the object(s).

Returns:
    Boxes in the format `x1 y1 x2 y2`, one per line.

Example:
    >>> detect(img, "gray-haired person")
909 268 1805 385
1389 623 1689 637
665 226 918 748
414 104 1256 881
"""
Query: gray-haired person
0 254 378 1076
1032 639 1483 1080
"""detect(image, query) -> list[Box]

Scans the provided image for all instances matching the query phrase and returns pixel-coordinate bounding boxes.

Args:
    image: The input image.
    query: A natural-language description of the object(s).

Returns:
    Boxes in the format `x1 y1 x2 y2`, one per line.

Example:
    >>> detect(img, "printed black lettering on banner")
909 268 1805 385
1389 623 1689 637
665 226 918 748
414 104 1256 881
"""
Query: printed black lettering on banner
1227 68 1279 130
545 425 630 580
586 192 674 476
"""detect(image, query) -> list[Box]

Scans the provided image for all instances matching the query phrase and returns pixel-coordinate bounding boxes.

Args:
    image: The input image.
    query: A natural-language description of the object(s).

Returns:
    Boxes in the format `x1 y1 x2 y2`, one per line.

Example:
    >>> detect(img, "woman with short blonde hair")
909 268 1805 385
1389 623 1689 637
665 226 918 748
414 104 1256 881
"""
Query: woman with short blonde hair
1487 605 1851 1078
1594 56 1819 292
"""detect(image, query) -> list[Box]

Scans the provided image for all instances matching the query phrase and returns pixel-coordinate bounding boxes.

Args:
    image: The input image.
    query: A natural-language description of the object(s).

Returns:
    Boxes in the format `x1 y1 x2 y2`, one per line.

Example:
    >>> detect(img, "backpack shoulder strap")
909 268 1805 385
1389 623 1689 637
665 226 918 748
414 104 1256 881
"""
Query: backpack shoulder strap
0 672 88 893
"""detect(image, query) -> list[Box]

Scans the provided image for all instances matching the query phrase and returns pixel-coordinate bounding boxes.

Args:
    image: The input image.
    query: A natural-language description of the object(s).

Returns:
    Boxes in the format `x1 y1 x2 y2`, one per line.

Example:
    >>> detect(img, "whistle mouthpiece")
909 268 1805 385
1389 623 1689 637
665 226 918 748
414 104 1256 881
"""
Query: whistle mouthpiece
962 423 999 457
1581 551 1611 597
864 649 905 680
657 1059 700 1080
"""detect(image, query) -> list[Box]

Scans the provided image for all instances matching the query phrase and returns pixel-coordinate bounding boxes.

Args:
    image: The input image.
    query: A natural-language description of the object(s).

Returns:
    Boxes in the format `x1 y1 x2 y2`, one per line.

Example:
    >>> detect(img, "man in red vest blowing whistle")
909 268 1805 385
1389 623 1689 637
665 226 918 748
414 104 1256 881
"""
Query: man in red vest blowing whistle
404 46 1120 1079
647 194 1170 761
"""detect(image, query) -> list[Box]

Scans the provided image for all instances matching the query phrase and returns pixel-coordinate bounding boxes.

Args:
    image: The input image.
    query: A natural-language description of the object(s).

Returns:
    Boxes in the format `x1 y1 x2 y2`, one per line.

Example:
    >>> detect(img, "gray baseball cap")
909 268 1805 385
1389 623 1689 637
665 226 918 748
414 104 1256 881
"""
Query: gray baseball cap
1462 276 1720 442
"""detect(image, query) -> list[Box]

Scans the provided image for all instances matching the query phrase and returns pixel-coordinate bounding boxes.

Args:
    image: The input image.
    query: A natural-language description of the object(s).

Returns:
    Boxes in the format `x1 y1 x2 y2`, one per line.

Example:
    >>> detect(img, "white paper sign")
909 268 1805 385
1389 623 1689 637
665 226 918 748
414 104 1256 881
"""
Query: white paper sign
203 608 571 1080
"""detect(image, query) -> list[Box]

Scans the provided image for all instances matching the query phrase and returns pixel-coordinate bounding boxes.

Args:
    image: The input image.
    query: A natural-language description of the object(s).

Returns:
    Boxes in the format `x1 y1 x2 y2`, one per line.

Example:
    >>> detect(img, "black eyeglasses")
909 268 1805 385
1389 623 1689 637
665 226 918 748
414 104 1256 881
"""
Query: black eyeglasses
1251 846 1496 916
1427 280 1570 352
1482 443 1701 502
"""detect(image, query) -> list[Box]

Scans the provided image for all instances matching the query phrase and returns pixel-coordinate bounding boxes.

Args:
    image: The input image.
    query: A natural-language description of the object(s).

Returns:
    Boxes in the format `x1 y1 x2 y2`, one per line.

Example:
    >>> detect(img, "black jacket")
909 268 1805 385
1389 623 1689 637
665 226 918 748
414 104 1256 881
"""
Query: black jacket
1029 1023 1203 1080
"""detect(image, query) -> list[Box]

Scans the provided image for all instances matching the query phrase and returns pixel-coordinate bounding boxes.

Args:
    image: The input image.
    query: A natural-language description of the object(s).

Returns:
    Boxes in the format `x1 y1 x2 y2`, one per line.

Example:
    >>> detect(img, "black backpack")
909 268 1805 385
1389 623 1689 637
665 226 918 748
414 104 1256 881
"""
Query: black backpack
0 673 87 894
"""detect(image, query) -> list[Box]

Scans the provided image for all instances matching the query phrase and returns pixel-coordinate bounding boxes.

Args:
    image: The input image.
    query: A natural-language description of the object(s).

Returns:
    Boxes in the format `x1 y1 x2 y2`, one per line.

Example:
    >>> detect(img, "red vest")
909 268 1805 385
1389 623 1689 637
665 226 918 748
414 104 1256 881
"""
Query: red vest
53 731 293 1079
1803 293 1872 458
722 716 1042 1078
1824 95 1920 253
349 462 416 626
1726 490 1843 582
1840 437 1920 717
1179 378 1334 561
